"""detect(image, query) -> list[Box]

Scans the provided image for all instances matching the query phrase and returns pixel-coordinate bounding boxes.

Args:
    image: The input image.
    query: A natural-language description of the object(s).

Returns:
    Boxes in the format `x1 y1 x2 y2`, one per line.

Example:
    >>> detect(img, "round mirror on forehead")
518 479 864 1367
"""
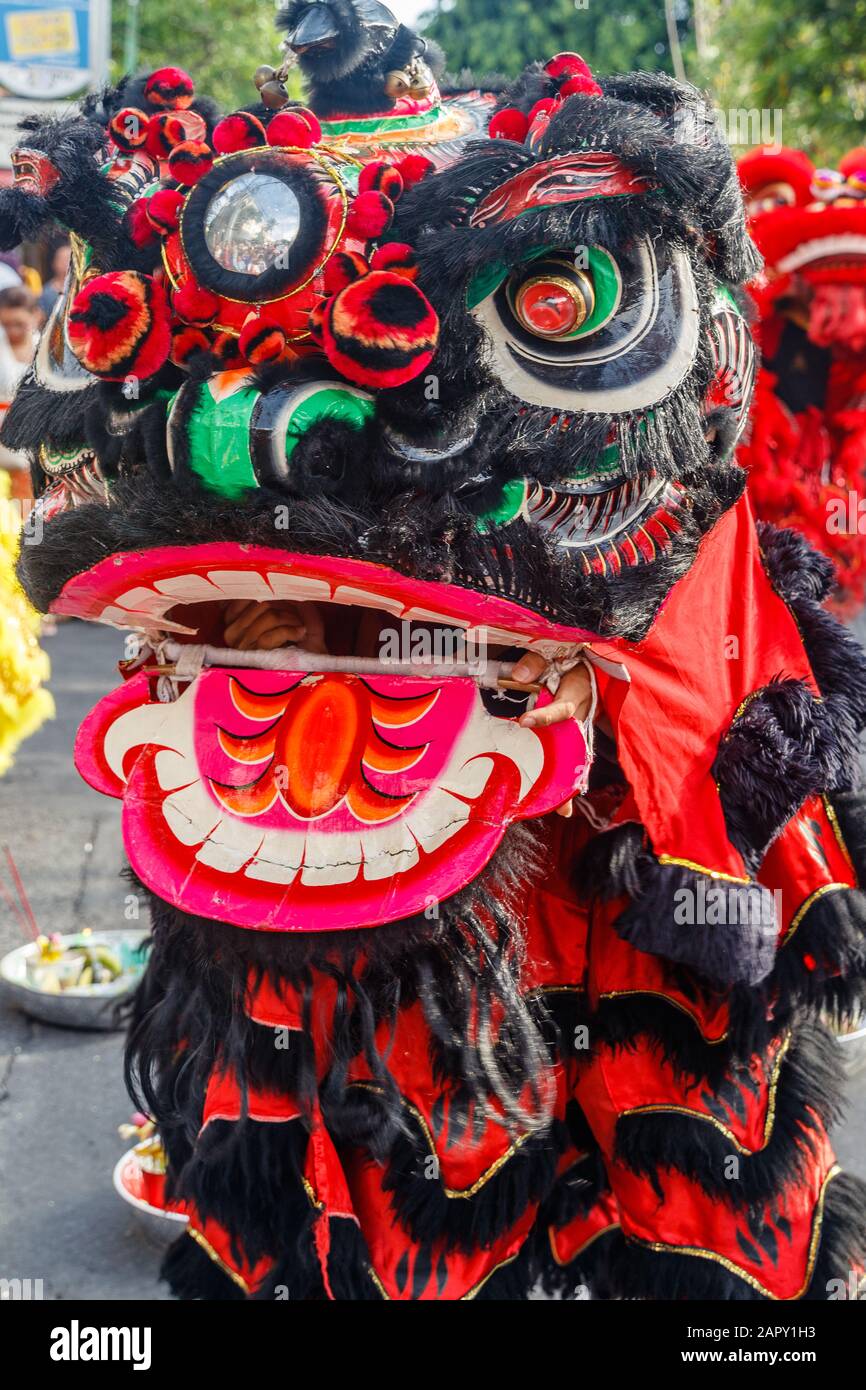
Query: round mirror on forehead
203 172 302 277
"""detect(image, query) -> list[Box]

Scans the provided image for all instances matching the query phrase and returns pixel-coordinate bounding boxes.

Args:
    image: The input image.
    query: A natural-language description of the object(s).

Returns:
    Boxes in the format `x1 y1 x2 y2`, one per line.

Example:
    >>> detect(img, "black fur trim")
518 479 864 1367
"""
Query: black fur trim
161 1230 246 1300
613 1020 845 1205
714 678 850 865
380 1101 566 1254
804 1171 866 1300
579 824 778 987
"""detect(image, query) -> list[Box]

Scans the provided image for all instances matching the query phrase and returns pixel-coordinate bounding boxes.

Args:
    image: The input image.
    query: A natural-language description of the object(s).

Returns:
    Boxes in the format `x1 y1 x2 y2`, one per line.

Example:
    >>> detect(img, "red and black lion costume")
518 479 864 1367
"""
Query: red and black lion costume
3 4 866 1299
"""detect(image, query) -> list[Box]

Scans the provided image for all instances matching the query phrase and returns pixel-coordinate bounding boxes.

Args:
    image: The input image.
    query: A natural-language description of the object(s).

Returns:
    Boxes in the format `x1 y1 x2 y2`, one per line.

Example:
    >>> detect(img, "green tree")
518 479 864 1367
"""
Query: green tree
421 0 694 81
695 0 866 163
110 0 294 113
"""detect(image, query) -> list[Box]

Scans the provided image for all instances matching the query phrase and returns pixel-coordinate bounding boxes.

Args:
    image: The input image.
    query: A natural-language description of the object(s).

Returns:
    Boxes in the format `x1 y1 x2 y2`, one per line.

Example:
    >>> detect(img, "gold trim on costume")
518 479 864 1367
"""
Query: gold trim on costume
657 854 751 884
618 1033 791 1153
365 1250 520 1301
548 1221 621 1268
631 1164 840 1299
783 883 849 945
822 795 855 870
349 1081 532 1198
186 1226 251 1293
598 989 730 1044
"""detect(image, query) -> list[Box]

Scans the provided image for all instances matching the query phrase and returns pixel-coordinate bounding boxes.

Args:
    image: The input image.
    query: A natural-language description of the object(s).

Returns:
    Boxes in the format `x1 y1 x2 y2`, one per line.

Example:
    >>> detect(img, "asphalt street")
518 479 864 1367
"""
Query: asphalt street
0 619 863 1301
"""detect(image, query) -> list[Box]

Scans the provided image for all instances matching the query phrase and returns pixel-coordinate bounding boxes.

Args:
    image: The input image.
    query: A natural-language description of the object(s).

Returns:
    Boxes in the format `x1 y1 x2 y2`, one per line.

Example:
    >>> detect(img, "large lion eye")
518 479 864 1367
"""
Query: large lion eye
510 259 595 338
178 148 347 304
471 238 700 415
203 172 302 276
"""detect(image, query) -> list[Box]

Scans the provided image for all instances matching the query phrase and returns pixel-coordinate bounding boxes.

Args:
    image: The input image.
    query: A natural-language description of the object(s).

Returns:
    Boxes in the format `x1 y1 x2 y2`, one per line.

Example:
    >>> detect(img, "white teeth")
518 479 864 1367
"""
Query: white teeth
485 719 543 799
154 748 194 791
301 831 363 886
361 820 420 881
333 585 404 615
196 837 258 874
245 829 303 883
407 788 471 854
103 702 173 781
162 782 222 845
465 625 522 647
402 607 468 628
206 571 275 601
266 573 331 602
440 755 494 799
115 586 171 615
154 574 221 600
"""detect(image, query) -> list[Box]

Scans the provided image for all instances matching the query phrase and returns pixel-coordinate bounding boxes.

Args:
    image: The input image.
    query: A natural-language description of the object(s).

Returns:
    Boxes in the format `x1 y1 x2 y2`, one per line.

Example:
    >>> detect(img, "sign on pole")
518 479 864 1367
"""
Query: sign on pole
0 0 110 99
0 0 109 171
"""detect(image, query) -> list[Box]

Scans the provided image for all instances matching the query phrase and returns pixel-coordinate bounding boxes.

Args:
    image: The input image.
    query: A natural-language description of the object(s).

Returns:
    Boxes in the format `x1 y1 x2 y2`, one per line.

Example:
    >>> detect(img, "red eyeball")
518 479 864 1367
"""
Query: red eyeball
514 273 594 338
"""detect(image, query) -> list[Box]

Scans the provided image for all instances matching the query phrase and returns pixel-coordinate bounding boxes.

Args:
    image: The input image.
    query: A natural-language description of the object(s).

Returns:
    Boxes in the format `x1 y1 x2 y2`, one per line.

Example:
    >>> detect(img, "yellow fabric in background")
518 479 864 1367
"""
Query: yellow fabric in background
0 472 53 774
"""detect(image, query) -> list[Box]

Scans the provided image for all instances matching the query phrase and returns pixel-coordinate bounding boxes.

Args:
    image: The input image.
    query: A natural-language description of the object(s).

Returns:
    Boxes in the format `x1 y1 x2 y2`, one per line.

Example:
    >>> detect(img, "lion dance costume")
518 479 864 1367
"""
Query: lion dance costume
738 144 866 612
4 3 866 1299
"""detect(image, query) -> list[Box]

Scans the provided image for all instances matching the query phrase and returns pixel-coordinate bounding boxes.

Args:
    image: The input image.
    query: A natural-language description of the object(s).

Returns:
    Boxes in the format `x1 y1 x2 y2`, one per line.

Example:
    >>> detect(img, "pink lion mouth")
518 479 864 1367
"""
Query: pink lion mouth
68 544 591 931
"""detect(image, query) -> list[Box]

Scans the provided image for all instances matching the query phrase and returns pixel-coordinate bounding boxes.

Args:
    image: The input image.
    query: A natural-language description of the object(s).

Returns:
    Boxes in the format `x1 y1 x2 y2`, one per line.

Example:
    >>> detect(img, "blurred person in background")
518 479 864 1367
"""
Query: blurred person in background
37 242 70 325
0 285 38 497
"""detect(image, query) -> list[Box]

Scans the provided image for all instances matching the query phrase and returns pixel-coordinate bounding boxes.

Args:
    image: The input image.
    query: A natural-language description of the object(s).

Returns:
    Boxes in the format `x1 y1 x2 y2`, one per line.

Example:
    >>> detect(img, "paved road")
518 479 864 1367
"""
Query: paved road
0 620 863 1300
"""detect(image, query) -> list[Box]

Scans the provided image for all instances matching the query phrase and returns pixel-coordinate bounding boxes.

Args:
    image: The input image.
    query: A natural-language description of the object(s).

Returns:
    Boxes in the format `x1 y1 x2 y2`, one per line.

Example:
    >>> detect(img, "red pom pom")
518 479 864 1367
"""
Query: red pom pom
213 112 267 154
527 98 559 125
145 111 206 159
560 74 602 98
210 332 245 368
167 140 214 186
321 270 439 389
323 251 370 295
145 188 185 235
395 154 434 189
171 325 211 366
488 108 529 142
359 161 404 201
239 314 289 365
544 52 593 81
125 199 159 248
110 108 149 151
144 67 195 110
68 271 171 381
370 242 418 280
347 190 394 238
266 108 321 148
172 281 220 326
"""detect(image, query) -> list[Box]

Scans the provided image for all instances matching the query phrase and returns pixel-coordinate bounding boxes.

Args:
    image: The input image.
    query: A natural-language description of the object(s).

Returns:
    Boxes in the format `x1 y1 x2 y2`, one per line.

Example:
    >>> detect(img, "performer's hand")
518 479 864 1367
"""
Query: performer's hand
511 655 594 819
222 599 327 653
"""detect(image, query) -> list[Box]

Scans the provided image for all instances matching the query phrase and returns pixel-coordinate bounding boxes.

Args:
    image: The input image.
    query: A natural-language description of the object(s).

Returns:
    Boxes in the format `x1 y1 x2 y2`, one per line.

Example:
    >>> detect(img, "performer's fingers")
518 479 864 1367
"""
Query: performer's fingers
510 652 547 684
225 602 306 647
557 665 594 720
519 698 577 728
253 625 303 651
556 798 575 818
236 610 305 651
